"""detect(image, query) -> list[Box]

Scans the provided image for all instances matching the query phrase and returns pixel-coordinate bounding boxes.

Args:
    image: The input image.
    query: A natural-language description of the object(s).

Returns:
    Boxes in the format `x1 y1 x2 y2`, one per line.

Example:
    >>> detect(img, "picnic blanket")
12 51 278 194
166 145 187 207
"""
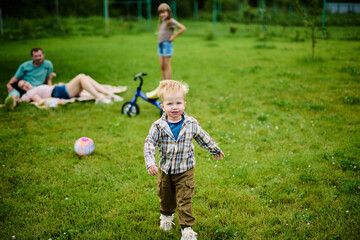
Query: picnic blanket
1 84 127 109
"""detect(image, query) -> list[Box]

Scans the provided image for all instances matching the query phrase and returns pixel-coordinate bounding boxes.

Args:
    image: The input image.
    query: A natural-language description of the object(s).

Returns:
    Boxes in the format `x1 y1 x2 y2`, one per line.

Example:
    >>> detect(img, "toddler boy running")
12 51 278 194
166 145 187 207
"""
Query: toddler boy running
144 80 225 240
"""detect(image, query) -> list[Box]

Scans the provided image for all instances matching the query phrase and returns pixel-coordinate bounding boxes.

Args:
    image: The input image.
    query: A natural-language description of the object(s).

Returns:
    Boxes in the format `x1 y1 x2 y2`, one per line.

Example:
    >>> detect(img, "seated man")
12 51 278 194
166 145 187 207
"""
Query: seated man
5 47 53 111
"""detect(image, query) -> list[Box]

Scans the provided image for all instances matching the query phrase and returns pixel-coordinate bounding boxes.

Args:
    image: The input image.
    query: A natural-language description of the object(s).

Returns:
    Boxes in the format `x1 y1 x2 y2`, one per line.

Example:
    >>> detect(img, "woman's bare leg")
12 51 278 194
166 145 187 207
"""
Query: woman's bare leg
84 75 112 96
66 74 102 99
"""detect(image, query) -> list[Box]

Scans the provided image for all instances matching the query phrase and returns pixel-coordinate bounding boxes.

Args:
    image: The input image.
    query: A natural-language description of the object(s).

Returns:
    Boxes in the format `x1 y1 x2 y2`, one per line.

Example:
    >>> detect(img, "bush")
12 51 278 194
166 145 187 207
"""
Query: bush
229 25 238 34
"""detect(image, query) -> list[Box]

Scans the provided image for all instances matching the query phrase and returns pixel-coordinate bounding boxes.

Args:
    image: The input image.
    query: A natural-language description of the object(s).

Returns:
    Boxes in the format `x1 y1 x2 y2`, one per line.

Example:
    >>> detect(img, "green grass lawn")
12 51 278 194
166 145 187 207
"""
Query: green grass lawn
0 23 359 239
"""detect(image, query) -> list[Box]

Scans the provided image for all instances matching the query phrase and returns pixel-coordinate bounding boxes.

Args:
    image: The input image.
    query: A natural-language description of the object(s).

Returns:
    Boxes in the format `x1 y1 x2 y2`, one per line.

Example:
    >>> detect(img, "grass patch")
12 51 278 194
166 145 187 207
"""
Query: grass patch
0 25 359 239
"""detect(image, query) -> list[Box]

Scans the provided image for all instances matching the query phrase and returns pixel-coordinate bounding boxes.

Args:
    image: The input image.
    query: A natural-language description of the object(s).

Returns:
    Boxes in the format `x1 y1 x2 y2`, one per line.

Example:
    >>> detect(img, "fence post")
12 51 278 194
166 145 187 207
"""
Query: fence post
104 0 109 34
55 0 61 32
218 1 222 20
138 2 142 22
147 0 151 30
170 1 176 19
194 1 198 21
322 0 326 36
213 0 217 35
239 2 242 21
274 2 277 16
0 8 3 37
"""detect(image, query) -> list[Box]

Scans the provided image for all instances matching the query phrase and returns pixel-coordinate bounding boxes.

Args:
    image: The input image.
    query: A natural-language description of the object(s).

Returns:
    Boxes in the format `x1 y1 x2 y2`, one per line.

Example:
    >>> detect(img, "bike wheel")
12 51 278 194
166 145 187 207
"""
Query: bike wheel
122 101 140 117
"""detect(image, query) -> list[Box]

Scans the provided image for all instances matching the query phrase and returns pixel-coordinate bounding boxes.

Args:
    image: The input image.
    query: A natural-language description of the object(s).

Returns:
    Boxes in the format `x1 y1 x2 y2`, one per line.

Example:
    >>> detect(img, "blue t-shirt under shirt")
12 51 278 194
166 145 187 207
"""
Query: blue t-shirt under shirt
167 117 184 140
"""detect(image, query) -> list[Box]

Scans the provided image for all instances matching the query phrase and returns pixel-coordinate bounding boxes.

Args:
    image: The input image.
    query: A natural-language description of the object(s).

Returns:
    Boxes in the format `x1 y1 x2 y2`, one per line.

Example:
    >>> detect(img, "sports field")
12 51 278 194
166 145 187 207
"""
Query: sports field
0 22 359 239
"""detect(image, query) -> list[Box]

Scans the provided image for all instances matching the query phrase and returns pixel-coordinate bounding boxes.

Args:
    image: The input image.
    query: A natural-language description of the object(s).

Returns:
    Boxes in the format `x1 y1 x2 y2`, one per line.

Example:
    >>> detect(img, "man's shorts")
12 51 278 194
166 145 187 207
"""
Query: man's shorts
158 40 173 57
51 85 71 99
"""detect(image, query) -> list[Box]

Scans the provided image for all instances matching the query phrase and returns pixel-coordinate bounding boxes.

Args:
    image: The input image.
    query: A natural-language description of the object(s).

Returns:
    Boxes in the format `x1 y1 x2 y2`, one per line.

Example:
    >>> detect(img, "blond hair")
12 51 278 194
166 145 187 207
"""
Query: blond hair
158 80 189 102
158 3 173 29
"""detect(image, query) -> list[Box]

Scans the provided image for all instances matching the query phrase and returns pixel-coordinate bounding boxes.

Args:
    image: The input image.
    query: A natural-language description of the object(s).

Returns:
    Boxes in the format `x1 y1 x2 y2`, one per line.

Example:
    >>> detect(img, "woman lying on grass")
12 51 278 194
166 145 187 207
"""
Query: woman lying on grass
12 73 123 105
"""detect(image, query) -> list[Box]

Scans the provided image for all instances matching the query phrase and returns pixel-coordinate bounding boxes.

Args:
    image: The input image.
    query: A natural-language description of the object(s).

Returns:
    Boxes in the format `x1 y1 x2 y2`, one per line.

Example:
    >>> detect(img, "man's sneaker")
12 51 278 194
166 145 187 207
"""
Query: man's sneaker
181 227 197 240
4 96 15 111
159 214 175 231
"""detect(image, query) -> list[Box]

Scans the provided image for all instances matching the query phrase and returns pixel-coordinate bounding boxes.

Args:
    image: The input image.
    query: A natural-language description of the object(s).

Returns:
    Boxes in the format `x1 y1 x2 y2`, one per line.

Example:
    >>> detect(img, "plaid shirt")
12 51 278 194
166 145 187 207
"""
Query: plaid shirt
144 112 221 174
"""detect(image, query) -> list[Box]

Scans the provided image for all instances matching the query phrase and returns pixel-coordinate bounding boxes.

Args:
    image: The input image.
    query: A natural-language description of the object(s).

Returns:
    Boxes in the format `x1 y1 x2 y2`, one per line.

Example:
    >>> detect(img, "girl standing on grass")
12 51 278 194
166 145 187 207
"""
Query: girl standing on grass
157 3 186 80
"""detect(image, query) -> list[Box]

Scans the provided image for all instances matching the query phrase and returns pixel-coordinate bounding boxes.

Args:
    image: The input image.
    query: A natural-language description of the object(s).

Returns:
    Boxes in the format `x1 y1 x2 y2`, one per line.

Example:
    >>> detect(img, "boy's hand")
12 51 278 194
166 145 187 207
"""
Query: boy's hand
147 165 158 176
213 150 225 160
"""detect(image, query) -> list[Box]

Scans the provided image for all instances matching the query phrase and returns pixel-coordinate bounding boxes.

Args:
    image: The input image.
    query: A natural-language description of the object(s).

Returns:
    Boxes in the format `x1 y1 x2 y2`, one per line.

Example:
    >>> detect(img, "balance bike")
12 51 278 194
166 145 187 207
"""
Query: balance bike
121 73 163 117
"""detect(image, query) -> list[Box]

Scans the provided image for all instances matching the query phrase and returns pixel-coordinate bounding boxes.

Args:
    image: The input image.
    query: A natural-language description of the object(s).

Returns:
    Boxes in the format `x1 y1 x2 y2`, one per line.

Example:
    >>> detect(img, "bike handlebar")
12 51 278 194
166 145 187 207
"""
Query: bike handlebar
134 73 147 80
134 73 147 89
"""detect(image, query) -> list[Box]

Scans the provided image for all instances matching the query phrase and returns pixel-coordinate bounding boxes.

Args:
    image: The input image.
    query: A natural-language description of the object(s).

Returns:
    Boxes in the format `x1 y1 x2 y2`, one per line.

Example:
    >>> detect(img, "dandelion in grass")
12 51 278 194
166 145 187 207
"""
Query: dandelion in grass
255 161 258 163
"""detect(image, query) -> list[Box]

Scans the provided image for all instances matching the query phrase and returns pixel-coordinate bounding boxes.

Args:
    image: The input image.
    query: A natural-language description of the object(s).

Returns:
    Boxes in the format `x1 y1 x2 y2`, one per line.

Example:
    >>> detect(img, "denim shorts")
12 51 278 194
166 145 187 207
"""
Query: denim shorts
158 40 173 57
51 85 71 99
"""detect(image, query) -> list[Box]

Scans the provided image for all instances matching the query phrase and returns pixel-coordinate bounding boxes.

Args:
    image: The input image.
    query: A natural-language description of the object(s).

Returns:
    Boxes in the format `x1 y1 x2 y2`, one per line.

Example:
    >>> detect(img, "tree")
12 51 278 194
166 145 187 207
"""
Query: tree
295 0 323 59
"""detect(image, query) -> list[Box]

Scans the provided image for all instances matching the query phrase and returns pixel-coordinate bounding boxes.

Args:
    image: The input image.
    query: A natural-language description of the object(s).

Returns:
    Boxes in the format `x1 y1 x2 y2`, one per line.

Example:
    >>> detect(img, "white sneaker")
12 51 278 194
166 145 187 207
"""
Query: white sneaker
95 97 112 104
181 227 197 240
109 94 123 102
159 214 175 231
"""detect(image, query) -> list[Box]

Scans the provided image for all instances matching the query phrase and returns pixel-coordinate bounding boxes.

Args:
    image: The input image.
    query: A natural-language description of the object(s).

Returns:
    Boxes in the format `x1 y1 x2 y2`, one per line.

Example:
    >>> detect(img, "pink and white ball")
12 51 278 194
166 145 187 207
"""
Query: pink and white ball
74 137 95 156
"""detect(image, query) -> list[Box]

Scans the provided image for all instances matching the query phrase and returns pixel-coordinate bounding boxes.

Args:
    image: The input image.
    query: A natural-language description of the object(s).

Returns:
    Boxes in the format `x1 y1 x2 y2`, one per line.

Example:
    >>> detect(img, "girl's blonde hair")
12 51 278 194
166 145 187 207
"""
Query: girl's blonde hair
158 80 189 102
158 3 173 29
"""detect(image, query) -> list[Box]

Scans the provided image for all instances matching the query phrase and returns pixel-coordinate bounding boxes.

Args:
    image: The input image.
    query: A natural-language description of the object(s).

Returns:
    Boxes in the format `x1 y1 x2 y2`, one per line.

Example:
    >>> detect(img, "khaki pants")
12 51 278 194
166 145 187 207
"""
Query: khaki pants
157 168 195 228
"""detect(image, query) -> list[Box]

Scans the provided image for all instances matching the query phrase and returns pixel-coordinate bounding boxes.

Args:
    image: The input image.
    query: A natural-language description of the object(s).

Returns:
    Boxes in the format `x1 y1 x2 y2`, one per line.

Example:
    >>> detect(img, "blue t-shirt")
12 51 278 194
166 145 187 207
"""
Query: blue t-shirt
167 117 184 140
14 60 53 86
